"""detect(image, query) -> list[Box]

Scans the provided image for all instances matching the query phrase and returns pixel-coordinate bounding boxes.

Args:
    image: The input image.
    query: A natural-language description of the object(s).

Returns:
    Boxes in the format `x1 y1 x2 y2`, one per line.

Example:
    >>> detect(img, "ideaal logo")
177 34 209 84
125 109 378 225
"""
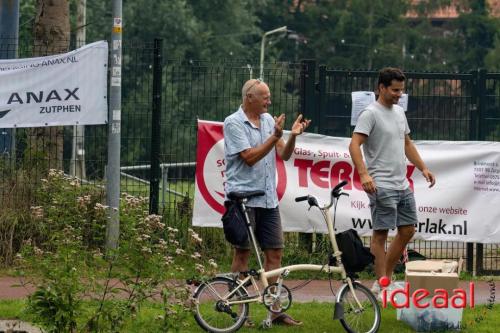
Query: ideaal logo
379 276 496 329
195 121 286 214
379 276 476 309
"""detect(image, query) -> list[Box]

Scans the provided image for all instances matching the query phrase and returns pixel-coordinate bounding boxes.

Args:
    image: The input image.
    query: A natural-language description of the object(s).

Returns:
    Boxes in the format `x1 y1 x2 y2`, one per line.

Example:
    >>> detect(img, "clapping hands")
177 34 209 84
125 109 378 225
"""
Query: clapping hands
291 114 311 136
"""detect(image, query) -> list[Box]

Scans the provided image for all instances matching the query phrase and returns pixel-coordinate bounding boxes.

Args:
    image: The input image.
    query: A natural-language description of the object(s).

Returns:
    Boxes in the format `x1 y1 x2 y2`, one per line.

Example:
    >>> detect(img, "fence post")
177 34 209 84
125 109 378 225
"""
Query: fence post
298 59 317 253
476 243 484 275
469 69 487 274
317 65 326 135
466 243 474 273
300 59 317 124
149 38 163 214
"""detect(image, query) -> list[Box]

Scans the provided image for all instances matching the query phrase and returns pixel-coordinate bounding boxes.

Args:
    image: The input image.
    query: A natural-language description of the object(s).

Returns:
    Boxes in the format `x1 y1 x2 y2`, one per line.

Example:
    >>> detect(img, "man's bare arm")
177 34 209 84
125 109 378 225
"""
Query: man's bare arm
349 133 376 193
404 135 435 187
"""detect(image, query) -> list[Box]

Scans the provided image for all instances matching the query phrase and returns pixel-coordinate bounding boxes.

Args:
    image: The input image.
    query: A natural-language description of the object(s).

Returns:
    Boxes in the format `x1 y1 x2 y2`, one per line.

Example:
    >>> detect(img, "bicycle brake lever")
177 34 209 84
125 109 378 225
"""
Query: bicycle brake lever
340 192 349 197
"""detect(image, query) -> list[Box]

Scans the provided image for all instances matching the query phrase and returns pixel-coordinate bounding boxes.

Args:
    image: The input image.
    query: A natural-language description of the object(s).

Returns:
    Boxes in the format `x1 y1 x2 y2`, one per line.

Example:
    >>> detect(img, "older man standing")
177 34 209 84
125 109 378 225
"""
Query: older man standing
223 78 310 326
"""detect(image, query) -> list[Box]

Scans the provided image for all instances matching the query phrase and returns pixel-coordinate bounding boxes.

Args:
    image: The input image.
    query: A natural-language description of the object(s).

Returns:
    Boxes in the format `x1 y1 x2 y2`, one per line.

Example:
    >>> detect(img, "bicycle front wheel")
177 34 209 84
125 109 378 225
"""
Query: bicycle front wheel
337 281 381 333
193 277 249 333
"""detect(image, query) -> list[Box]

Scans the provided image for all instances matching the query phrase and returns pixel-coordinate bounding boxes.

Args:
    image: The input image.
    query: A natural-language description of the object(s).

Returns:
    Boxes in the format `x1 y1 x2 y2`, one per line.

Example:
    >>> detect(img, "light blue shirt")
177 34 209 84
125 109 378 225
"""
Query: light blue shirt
223 106 278 208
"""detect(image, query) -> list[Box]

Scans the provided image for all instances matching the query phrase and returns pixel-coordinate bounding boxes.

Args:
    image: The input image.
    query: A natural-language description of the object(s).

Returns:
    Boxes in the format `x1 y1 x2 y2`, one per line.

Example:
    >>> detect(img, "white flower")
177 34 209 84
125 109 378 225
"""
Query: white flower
94 203 109 211
195 263 205 274
208 259 218 269
164 256 173 264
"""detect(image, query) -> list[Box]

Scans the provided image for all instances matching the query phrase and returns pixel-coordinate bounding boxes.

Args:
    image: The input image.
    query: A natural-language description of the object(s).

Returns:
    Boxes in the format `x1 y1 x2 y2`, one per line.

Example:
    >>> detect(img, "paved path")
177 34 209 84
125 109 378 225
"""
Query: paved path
0 277 495 304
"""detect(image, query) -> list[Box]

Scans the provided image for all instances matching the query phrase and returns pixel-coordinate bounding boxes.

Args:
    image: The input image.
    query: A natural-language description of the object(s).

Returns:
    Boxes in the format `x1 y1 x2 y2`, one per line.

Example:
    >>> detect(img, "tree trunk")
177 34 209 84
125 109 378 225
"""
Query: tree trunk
30 0 70 171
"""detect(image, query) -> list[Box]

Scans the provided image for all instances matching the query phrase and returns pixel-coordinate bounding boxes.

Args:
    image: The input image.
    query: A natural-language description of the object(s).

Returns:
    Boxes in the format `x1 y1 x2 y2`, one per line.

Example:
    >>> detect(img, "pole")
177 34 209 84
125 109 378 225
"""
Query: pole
259 26 287 80
149 38 162 215
0 0 20 160
70 0 86 179
106 0 122 250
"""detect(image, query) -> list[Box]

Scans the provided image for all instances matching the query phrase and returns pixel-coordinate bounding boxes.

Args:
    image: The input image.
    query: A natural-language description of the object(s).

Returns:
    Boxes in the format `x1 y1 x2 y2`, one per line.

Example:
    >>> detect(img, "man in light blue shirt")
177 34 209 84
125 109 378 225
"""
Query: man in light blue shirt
224 78 310 326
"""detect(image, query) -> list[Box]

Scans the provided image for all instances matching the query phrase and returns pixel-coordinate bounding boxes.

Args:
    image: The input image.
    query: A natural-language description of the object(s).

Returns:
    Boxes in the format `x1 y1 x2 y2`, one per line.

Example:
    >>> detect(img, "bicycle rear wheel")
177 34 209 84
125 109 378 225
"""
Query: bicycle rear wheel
337 281 381 333
193 277 249 333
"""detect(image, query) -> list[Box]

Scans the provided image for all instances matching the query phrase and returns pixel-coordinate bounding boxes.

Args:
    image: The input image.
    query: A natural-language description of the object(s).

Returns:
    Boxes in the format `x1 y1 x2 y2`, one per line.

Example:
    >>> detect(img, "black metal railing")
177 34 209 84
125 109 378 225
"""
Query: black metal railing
1 38 498 274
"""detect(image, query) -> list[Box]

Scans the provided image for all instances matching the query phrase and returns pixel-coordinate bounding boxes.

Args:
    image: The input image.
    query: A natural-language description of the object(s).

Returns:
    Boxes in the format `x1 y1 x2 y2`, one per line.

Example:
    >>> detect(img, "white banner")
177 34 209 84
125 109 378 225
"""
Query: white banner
193 120 500 243
0 41 108 128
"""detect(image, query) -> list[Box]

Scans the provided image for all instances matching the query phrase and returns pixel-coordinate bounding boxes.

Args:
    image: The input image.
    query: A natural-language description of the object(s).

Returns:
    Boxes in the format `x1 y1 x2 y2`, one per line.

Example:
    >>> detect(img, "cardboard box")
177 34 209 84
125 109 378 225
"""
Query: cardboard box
405 259 462 295
393 281 464 332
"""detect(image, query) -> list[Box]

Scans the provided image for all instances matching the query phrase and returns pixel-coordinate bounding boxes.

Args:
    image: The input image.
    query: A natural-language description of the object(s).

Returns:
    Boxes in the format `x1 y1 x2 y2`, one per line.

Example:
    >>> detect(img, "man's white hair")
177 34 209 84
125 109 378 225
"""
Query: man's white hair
241 78 263 102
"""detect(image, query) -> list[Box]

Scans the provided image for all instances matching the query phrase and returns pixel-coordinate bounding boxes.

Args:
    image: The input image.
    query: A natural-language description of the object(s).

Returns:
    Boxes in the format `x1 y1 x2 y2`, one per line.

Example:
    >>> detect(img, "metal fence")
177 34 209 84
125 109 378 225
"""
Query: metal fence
309 65 500 275
1 38 499 274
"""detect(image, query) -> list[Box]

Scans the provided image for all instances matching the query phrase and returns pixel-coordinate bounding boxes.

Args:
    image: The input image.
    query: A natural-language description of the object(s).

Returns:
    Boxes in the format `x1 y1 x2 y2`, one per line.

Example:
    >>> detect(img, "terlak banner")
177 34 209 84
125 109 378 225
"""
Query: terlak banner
193 120 500 243
0 41 108 128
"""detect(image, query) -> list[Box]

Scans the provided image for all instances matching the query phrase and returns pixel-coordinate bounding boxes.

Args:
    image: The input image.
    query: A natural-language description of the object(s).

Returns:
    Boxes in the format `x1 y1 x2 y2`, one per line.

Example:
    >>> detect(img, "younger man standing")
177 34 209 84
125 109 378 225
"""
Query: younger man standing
349 68 436 294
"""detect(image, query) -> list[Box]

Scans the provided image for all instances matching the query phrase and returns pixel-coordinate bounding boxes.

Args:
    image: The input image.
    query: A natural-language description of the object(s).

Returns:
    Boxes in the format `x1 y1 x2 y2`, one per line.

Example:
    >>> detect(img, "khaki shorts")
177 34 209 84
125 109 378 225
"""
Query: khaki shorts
367 187 417 231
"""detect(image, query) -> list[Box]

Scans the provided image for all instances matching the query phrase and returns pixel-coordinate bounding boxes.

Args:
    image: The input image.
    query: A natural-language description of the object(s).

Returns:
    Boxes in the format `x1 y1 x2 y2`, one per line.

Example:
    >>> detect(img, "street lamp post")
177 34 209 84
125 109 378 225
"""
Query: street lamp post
259 26 287 80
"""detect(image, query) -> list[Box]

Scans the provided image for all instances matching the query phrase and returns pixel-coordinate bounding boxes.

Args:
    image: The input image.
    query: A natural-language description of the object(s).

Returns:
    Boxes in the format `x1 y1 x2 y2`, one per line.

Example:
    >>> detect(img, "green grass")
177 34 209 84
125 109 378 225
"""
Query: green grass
0 299 497 332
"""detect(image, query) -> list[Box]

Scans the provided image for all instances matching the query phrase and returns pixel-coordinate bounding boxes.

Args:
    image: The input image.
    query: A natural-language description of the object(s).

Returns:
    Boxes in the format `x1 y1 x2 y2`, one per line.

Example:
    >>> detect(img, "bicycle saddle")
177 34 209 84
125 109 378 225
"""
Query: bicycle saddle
227 191 265 200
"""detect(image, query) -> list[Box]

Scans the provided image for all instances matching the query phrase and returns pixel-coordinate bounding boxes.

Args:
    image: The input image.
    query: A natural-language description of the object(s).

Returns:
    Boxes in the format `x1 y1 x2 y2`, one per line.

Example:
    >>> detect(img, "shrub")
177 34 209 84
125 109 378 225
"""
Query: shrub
15 170 218 332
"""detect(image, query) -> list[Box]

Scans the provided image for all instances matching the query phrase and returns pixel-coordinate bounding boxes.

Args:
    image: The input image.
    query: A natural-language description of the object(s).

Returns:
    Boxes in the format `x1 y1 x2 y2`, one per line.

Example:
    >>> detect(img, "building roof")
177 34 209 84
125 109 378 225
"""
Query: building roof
406 0 500 19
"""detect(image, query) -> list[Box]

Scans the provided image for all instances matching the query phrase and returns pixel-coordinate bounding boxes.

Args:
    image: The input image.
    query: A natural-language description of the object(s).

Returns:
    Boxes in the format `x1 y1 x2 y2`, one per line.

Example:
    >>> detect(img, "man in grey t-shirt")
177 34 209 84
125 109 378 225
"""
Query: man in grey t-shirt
349 68 436 295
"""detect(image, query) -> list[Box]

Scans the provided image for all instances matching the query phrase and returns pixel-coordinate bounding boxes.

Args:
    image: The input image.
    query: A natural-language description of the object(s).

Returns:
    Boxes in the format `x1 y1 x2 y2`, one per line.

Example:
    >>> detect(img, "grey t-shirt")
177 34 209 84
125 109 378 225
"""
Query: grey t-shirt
353 101 410 190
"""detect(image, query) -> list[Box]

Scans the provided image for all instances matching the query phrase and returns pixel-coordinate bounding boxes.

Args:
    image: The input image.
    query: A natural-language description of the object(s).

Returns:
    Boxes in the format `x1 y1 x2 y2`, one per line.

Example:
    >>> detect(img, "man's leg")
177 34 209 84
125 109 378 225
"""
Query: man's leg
231 248 251 274
371 230 389 279
385 225 415 277
263 248 282 284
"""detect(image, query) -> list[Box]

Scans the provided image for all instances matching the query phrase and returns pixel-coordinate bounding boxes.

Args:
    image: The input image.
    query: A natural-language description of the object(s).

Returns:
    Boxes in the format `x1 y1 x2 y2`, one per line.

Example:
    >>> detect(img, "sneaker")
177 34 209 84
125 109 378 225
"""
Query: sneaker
372 279 398 302
371 281 381 297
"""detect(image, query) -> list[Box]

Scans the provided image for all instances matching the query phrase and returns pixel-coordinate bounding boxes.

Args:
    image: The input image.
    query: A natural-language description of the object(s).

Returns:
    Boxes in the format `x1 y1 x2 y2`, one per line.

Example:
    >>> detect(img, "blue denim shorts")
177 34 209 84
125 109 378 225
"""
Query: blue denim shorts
367 187 417 230
235 206 284 250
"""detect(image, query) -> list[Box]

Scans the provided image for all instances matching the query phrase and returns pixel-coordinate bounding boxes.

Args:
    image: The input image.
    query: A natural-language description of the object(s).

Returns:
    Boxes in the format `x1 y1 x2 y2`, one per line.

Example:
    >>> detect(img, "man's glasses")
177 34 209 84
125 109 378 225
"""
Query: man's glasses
245 78 262 95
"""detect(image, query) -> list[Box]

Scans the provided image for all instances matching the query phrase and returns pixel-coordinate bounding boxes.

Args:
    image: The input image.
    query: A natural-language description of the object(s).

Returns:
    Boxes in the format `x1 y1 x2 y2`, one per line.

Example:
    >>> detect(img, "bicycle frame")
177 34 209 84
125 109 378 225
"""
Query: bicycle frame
221 187 363 309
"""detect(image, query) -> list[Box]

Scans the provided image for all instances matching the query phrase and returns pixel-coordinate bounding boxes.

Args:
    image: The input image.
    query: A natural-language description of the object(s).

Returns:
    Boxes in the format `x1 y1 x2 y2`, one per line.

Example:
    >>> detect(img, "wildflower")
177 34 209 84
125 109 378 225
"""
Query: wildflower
191 252 201 260
141 246 152 254
33 246 44 256
175 248 185 255
164 256 173 265
195 263 205 274
69 179 80 187
30 206 44 219
208 259 218 269
94 203 108 211
76 195 92 208
189 230 203 244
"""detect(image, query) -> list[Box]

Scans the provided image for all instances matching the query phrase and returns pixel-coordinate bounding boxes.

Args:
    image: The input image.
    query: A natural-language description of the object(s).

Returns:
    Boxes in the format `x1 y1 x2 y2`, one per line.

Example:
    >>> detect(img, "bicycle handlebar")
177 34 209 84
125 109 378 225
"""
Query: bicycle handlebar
331 180 348 196
294 180 349 210
295 195 309 202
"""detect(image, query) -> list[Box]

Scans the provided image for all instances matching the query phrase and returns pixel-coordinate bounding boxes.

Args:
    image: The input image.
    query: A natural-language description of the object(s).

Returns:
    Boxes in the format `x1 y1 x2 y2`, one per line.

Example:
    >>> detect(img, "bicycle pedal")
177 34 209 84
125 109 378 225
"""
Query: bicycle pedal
261 318 273 329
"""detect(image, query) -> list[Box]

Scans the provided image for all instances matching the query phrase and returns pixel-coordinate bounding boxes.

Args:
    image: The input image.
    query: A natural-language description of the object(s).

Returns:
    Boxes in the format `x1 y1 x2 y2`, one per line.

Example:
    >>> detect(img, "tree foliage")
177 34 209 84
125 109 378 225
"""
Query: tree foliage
18 0 499 71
